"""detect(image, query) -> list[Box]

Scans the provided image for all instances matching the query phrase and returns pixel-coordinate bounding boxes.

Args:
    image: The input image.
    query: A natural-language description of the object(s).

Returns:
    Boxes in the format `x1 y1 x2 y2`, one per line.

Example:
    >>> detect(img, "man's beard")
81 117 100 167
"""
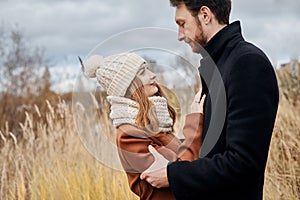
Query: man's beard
192 18 207 53
187 31 206 53
194 18 207 46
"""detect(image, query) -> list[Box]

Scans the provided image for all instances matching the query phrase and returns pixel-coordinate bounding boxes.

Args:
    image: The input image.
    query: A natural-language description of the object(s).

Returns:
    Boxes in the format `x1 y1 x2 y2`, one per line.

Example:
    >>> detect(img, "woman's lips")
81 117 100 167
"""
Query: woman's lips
150 82 157 86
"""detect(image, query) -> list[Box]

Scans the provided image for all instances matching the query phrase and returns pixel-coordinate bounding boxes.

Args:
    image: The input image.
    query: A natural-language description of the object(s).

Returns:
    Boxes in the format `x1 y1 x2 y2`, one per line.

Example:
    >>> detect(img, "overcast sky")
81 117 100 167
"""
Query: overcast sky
0 0 299 66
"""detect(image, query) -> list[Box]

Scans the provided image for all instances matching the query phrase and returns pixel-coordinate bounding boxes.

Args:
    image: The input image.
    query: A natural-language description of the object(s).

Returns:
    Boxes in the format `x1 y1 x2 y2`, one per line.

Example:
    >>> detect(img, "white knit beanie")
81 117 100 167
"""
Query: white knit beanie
84 53 146 97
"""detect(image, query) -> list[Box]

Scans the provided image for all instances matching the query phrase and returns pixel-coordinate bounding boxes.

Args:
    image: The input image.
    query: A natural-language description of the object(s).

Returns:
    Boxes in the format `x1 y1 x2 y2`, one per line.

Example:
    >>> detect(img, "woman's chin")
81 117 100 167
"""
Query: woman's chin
146 86 158 97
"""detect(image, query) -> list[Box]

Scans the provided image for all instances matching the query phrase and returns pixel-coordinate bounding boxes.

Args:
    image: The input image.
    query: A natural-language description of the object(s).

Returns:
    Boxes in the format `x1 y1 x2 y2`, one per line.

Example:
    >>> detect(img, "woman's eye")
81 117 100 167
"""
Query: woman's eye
139 70 145 75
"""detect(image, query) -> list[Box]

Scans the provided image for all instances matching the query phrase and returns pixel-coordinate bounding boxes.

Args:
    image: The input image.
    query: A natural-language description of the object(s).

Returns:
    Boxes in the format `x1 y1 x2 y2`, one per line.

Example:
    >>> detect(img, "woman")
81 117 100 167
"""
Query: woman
82 52 205 200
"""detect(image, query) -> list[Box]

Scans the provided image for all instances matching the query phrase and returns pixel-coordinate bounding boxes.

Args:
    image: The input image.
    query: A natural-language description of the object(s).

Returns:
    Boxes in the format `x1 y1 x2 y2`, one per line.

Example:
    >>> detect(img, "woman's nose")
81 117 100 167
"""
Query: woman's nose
150 71 156 79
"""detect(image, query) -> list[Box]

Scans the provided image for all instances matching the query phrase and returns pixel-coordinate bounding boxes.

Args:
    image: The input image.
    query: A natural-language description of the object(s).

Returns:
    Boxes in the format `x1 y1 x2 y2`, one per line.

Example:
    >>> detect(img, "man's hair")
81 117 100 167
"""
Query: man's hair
170 0 231 25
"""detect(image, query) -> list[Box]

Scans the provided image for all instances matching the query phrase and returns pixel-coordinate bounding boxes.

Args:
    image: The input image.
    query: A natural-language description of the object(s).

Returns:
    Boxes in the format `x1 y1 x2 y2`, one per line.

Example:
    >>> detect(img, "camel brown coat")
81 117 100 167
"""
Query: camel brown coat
116 113 203 200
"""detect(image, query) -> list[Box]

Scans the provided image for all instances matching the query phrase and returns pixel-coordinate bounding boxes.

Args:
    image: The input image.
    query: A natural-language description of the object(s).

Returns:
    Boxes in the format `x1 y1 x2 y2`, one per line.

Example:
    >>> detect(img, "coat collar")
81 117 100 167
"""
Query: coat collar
198 21 243 95
204 21 244 62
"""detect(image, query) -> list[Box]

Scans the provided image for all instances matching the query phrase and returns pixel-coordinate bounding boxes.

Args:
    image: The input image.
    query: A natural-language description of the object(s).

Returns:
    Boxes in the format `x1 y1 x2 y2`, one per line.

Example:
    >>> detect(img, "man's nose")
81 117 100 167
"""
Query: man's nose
178 31 185 41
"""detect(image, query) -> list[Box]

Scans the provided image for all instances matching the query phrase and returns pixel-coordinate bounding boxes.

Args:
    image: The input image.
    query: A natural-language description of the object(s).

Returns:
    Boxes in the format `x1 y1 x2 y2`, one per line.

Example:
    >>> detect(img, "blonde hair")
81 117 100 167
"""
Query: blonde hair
124 77 176 132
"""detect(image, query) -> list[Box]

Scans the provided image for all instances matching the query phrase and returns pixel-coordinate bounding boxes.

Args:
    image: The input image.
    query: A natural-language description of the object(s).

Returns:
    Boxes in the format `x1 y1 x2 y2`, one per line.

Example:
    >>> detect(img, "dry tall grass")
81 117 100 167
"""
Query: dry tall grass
0 98 138 200
0 71 299 200
264 72 300 200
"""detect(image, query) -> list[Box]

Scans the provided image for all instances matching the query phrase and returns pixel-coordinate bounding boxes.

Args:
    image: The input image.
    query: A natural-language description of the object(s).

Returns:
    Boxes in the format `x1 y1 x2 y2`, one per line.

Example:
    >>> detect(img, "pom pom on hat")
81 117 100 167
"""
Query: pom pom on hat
84 55 104 78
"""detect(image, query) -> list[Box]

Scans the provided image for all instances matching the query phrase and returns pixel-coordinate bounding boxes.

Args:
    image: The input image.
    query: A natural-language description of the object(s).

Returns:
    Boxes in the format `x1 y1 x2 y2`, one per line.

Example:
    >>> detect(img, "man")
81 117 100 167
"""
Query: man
140 0 279 199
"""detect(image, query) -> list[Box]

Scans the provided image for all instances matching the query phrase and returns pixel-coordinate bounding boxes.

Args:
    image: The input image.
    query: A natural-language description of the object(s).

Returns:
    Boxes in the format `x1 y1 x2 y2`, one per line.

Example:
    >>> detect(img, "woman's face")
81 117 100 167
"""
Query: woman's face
136 64 158 97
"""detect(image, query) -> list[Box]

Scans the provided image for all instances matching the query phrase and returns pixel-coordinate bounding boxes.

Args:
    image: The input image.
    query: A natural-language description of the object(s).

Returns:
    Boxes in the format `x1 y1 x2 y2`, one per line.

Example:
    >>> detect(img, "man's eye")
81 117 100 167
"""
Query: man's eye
178 22 184 27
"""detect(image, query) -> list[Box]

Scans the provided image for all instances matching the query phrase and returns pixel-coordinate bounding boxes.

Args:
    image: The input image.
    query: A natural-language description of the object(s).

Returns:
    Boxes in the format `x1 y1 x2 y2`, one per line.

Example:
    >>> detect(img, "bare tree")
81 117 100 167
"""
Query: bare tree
0 24 51 132
0 25 48 96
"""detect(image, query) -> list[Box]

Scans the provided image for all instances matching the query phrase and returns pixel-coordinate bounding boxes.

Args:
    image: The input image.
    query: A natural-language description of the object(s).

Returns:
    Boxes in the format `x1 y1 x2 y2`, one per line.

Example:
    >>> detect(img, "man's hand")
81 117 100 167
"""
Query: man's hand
140 145 170 188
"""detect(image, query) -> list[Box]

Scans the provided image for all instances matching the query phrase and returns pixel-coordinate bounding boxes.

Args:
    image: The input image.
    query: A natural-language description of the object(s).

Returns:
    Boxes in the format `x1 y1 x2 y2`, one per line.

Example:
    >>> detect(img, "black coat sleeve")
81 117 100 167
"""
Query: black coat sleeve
167 53 279 197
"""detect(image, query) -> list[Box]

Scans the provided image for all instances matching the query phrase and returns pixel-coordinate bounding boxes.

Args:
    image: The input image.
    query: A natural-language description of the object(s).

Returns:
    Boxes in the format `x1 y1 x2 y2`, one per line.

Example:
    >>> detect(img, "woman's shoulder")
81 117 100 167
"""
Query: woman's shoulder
117 124 149 138
116 124 154 155
116 125 180 150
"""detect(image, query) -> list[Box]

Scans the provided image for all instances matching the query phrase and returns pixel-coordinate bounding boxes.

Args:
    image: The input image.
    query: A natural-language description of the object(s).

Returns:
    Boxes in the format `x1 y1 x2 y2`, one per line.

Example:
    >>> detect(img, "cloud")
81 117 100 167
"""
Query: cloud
231 0 300 62
0 0 176 63
0 0 299 65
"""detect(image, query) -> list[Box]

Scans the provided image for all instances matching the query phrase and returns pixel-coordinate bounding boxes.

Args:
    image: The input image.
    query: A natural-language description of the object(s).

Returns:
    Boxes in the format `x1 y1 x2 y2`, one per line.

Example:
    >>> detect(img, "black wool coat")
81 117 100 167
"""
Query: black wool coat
167 21 279 200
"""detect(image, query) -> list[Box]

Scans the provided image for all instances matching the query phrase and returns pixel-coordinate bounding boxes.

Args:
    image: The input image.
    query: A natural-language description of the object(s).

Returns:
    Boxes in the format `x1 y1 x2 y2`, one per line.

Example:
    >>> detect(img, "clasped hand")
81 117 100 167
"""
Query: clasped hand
140 145 170 188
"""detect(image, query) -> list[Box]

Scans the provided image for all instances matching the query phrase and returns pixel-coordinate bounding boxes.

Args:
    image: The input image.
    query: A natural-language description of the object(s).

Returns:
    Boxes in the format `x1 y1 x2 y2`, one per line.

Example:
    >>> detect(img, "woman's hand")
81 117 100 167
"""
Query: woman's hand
190 89 206 114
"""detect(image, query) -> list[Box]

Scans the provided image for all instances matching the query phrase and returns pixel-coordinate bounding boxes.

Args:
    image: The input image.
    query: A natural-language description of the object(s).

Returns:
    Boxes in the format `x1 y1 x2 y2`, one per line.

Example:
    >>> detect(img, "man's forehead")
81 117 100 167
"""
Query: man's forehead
175 4 188 21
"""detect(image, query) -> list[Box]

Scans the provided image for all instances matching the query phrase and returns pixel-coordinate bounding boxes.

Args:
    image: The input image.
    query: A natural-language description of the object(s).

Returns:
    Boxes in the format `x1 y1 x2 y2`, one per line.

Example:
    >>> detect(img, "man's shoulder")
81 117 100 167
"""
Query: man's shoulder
233 40 268 60
222 39 272 71
222 40 274 80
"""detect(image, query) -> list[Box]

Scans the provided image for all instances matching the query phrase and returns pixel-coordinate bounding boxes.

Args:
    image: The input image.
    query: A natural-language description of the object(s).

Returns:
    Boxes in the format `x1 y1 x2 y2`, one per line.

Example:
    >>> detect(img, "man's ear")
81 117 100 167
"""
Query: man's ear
197 6 212 25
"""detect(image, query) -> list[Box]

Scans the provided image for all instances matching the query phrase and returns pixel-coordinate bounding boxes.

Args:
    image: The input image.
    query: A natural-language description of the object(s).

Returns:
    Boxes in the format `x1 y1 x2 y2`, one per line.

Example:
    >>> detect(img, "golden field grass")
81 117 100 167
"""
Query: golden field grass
0 99 138 200
0 73 299 200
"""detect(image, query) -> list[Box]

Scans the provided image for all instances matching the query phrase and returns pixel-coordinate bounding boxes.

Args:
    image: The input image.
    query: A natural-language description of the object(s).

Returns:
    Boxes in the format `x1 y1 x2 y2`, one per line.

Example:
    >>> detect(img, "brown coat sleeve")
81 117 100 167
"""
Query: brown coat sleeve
116 113 203 199
177 113 204 161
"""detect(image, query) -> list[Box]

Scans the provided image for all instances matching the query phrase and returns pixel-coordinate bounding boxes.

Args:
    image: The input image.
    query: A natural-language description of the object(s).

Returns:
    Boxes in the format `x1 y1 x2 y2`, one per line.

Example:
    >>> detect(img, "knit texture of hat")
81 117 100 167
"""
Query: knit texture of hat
84 53 146 97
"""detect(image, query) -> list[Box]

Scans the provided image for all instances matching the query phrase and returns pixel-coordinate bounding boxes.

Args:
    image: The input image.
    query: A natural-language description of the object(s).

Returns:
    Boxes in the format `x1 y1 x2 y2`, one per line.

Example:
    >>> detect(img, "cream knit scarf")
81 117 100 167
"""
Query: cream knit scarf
107 96 173 132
